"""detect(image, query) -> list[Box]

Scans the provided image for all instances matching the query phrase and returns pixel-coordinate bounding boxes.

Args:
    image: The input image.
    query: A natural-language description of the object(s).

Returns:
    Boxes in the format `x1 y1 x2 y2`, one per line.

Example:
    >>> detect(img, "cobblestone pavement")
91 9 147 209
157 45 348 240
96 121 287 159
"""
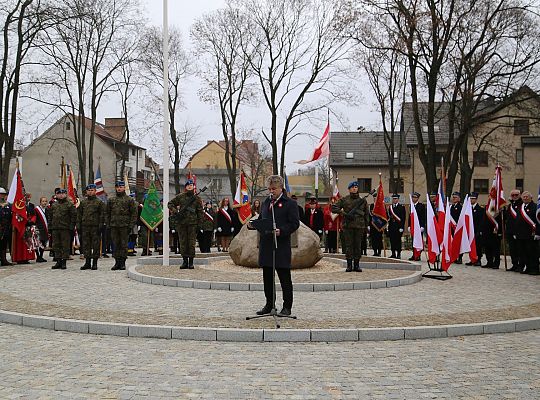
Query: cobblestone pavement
0 252 538 328
1 323 538 399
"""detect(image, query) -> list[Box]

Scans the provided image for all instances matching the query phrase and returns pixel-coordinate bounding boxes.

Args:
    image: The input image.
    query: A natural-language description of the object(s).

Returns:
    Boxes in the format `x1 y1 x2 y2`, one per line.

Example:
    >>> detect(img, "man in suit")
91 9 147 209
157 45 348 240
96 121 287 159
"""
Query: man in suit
388 193 406 259
303 196 324 239
467 192 484 266
505 189 522 272
450 192 463 264
515 191 539 275
249 175 300 316
408 192 426 261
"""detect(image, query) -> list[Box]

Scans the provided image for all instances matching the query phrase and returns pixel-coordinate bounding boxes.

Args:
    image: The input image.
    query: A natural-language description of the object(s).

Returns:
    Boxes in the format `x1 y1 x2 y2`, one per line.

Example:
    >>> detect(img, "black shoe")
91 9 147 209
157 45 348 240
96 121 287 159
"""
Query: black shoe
353 259 362 272
118 258 126 270
188 257 194 269
80 258 91 270
520 268 528 274
102 254 110 258
180 257 189 269
256 304 273 315
279 308 291 316
473 261 482 267
481 264 492 268
527 269 539 275
91 258 98 270
60 259 67 270
345 259 353 272
111 258 120 271
408 256 415 261
465 261 473 266
36 257 47 263
490 265 500 269
454 260 463 265
1 260 12 266
51 260 62 269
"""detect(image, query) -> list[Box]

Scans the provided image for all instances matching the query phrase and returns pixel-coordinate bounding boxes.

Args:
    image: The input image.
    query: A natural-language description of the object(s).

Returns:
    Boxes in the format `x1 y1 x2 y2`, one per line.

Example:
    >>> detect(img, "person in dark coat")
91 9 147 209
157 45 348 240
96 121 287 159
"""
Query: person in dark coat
408 192 426 261
0 187 12 266
249 175 300 316
450 192 463 263
34 196 49 263
388 194 406 259
303 196 324 239
505 189 522 272
291 195 304 221
466 192 484 266
216 197 234 252
481 207 502 269
199 201 215 253
369 198 383 257
514 191 539 275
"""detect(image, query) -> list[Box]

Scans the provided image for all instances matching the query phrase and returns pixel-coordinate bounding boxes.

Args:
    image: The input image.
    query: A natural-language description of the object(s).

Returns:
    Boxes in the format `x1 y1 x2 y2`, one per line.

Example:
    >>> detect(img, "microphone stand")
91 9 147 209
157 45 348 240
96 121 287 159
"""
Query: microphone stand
246 195 297 328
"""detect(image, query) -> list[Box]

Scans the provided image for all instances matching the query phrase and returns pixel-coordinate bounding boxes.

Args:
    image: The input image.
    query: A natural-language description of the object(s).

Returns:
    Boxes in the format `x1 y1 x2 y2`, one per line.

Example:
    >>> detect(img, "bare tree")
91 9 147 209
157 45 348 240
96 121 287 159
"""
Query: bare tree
235 0 353 176
138 26 191 194
192 5 256 200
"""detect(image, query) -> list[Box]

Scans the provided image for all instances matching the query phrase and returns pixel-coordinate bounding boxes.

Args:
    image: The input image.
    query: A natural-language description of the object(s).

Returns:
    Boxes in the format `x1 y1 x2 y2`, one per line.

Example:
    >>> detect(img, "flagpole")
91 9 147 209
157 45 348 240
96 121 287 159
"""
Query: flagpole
162 0 170 266
315 166 319 200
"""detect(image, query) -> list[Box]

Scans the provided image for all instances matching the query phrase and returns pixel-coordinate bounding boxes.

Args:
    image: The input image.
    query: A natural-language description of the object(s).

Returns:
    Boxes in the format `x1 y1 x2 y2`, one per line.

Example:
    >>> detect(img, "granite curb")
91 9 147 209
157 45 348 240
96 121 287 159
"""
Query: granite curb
127 265 423 292
1 309 538 342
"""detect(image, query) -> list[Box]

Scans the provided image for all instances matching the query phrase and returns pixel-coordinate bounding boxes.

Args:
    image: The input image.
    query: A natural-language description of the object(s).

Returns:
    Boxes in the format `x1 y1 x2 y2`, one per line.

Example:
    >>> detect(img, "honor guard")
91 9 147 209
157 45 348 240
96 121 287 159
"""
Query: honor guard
78 184 105 270
388 194 405 259
467 192 484 266
332 181 369 272
450 192 463 264
49 189 77 269
369 193 383 257
481 200 502 269
106 181 138 271
167 179 203 269
408 192 426 261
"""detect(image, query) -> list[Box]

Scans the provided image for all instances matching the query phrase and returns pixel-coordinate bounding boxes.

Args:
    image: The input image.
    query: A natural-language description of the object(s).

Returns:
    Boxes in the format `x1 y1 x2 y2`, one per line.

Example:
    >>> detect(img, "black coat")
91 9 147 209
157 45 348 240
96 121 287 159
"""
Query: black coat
515 201 537 240
256 193 300 269
303 207 324 235
471 203 484 234
388 203 405 233
216 207 235 237
409 202 426 228
450 202 462 225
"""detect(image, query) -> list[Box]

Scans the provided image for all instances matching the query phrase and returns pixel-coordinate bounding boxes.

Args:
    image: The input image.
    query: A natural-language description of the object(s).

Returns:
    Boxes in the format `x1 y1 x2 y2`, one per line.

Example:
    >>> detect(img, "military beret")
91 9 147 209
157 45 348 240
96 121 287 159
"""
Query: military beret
54 187 61 194
115 181 125 187
412 192 420 198
429 192 437 197
86 184 97 190
391 193 400 199
347 181 359 189
469 192 478 199
58 189 67 194
452 191 461 197
185 179 194 187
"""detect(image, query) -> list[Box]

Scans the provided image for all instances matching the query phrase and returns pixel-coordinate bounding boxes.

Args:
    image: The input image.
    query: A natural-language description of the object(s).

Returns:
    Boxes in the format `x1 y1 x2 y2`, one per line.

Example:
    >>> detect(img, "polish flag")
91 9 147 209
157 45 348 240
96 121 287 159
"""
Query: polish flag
409 195 424 253
426 193 440 264
440 200 454 271
486 165 506 229
296 122 330 164
436 179 445 243
464 197 478 263
451 195 471 262
233 171 252 224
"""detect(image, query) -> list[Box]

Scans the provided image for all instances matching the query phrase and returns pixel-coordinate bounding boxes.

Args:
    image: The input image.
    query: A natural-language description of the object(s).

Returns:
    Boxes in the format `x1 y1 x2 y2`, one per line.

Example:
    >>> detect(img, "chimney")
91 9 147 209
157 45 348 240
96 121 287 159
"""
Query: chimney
104 118 127 142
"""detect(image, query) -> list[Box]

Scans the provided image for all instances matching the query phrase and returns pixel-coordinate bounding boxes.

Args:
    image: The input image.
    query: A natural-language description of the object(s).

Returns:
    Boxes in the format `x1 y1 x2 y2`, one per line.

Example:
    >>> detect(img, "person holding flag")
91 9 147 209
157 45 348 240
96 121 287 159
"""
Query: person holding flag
408 192 426 261
323 196 341 254
140 182 164 256
481 197 502 269
9 168 35 264
409 194 424 261
515 191 539 275
369 178 388 257
466 192 484 266
387 194 406 259
233 171 252 224
199 202 215 253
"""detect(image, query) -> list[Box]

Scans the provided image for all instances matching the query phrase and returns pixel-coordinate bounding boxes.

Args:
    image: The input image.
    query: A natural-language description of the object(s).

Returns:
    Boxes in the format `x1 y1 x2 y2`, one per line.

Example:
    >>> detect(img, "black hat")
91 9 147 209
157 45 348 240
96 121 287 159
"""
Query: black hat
291 194 298 200
412 192 420 198
54 187 61 194
309 196 317 204
391 193 400 199
429 192 437 197
470 192 478 199
452 191 461 197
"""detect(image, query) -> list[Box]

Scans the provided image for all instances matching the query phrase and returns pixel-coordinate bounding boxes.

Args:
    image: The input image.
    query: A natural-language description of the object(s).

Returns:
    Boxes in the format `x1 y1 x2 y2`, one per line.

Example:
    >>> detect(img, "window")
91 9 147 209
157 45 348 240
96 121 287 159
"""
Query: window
211 178 222 191
65 121 71 130
515 179 524 192
422 125 440 133
473 179 489 194
516 148 523 165
390 177 404 193
345 152 354 159
356 178 372 193
514 119 529 135
473 151 489 167
131 148 136 156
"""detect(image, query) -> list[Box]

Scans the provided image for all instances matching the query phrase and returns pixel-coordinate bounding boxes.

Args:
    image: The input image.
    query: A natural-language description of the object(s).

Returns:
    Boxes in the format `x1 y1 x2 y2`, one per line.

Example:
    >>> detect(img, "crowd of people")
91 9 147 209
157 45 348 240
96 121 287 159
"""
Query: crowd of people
0 177 538 276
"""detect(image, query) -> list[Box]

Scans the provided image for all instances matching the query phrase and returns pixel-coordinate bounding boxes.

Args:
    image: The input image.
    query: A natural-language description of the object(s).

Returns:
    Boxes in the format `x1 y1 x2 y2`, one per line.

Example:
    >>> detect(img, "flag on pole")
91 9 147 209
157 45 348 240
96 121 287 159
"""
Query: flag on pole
451 195 471 262
332 182 340 199
140 182 163 230
440 200 454 271
67 165 79 207
284 172 291 194
10 168 27 238
295 122 330 164
7 168 18 204
426 193 440 263
409 195 424 252
124 173 131 196
464 196 478 263
536 185 540 224
486 165 506 229
436 179 445 243
371 177 387 231
94 163 107 202
233 171 252 224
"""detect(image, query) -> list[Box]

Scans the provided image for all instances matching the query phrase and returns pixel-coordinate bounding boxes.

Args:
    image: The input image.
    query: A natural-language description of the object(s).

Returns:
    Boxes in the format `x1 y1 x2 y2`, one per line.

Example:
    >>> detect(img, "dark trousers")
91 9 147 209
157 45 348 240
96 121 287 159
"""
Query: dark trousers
326 231 337 253
517 239 539 273
474 231 483 261
82 226 101 258
389 231 402 254
199 230 213 253
483 234 501 267
52 229 71 260
263 267 293 309
371 230 383 255
110 227 130 258
507 235 521 269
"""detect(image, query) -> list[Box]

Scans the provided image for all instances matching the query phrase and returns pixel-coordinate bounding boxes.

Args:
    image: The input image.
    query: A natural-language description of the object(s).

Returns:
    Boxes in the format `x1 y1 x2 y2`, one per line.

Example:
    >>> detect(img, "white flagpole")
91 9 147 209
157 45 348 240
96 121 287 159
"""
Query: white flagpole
162 0 170 266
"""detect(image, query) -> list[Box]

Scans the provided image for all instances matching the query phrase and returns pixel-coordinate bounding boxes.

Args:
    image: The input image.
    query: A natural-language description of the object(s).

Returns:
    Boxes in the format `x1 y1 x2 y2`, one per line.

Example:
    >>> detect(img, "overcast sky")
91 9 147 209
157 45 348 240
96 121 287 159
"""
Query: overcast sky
103 0 381 173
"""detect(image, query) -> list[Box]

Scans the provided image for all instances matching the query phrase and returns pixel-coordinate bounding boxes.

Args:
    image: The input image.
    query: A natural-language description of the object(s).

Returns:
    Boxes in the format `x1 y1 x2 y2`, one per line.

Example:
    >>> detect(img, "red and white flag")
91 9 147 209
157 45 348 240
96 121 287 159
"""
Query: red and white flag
451 195 471 262
440 200 454 271
332 182 340 199
464 197 478 263
486 165 506 229
409 195 424 253
296 122 330 164
426 193 440 263
436 179 445 243
233 171 252 224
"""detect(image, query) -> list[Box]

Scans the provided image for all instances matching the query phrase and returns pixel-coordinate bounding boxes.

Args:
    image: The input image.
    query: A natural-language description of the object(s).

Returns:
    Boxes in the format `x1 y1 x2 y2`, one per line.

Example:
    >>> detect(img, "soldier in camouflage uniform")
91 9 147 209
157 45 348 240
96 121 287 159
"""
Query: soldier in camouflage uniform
78 184 105 270
106 181 138 271
332 181 369 272
167 179 203 269
48 188 77 270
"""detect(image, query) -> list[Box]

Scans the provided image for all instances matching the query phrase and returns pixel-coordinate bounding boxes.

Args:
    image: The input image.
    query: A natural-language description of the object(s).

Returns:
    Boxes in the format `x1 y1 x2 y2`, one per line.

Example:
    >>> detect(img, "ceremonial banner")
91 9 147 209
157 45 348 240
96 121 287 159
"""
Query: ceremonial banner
436 179 445 243
140 182 163 230
426 193 440 263
67 166 79 207
441 201 454 271
371 178 387 231
486 165 506 229
94 163 107 202
464 197 478 263
296 121 330 164
409 195 424 252
451 195 471 262
233 171 252 224
11 168 27 238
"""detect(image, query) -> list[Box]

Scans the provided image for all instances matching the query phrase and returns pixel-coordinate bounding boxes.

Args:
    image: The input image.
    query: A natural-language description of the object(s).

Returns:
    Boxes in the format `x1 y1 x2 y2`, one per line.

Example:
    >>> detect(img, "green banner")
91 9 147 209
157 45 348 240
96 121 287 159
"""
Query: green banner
140 182 163 230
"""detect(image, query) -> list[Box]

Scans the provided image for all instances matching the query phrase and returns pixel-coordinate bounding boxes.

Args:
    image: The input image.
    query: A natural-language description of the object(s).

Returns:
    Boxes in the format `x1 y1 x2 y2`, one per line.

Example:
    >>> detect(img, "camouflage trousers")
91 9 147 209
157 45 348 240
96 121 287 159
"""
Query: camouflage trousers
176 224 197 257
342 228 365 259
81 226 101 258
110 227 130 259
52 229 71 260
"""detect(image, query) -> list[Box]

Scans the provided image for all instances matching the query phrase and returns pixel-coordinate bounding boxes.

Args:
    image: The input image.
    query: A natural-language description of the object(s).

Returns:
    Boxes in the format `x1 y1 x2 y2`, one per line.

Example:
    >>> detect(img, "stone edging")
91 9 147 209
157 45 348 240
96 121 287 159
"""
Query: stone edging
1 309 538 342
127 264 423 291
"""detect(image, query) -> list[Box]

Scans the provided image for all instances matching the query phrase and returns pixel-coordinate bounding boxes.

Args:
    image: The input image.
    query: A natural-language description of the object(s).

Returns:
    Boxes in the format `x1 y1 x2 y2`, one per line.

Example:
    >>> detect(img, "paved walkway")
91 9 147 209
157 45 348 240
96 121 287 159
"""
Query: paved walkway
1 323 538 399
0 253 538 328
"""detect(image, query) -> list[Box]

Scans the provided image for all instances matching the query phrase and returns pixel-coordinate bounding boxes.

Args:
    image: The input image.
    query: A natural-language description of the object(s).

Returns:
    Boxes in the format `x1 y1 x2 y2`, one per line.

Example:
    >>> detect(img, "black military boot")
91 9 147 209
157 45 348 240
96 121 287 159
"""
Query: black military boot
91 258 98 270
180 257 189 269
60 259 67 270
51 259 62 269
345 259 353 272
188 257 194 269
118 258 126 270
353 259 362 272
80 258 91 270
111 258 120 270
